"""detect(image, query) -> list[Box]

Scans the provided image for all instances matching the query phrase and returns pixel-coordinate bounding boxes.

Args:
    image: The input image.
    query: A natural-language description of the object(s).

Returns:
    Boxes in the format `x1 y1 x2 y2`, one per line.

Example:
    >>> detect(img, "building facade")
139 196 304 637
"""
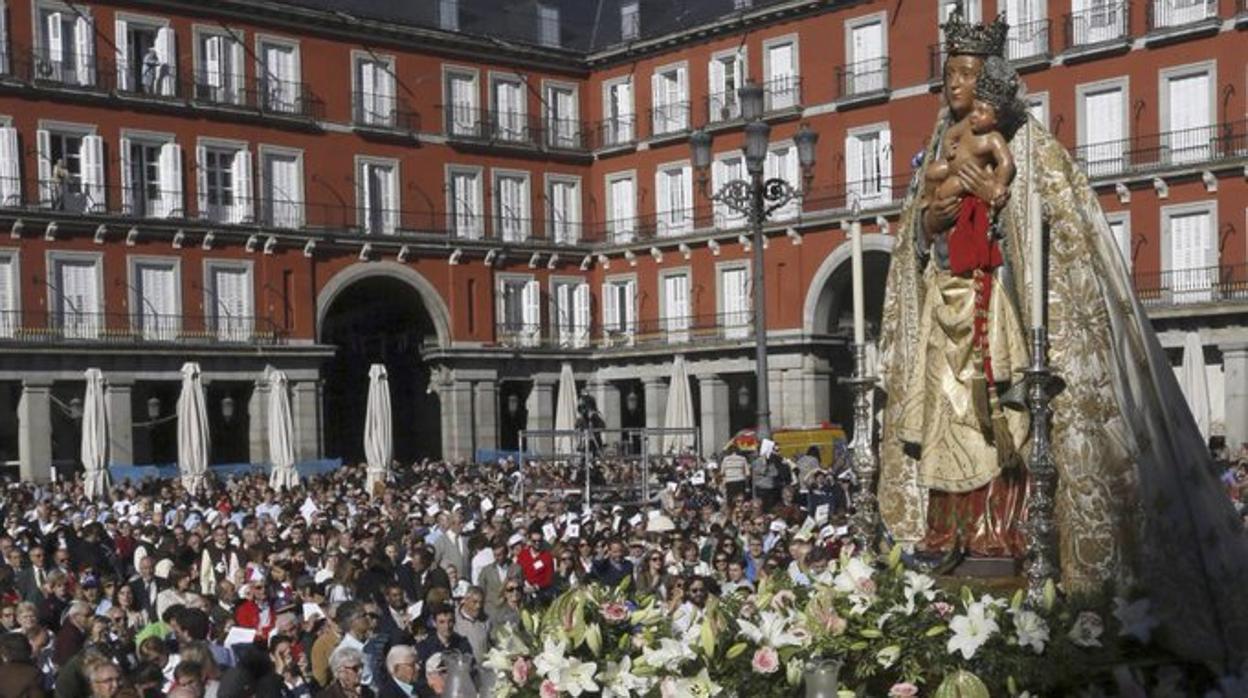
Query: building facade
1 0 1245 479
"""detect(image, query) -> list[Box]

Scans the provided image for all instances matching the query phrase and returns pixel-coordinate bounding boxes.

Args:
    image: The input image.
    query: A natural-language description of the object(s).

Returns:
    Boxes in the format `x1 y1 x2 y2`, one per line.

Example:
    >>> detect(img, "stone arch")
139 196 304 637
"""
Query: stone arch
802 233 895 336
315 261 452 348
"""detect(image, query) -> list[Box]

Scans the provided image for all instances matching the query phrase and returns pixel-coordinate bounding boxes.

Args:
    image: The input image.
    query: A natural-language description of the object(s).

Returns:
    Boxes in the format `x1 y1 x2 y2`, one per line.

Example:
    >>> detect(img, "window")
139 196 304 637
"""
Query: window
764 39 799 111
537 4 560 48
0 249 17 338
1026 91 1049 129
1162 66 1213 165
937 1 982 65
719 266 751 339
258 39 300 113
130 258 179 340
545 83 579 149
447 166 483 239
1071 0 1126 45
734 0 753 9
36 7 94 86
709 50 745 122
1078 80 1126 177
1003 0 1046 59
1151 0 1217 28
439 0 459 31
121 134 182 218
195 30 244 104
552 280 590 348
492 76 527 142
0 126 19 206
765 143 800 220
606 173 636 243
603 78 634 146
354 55 396 127
445 69 480 137
114 16 175 96
712 154 746 228
661 272 691 342
846 16 886 95
206 262 253 341
651 64 688 136
602 277 637 345
493 171 530 242
1105 212 1131 271
547 176 580 244
621 2 640 41
37 124 104 212
196 142 252 224
49 253 102 340
260 147 303 228
845 125 892 206
1165 205 1216 303
358 158 398 235
498 277 540 347
655 163 692 237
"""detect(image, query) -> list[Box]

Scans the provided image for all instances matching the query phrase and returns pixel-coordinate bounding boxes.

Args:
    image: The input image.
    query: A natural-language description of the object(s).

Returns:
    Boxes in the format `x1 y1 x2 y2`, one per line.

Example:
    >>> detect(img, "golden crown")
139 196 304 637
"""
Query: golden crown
973 57 1020 110
942 10 1009 57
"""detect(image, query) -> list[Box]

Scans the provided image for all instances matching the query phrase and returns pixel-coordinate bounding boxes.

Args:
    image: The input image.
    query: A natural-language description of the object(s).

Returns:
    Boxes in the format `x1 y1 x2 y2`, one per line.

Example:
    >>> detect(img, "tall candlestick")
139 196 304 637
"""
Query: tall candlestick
1029 187 1044 328
851 220 865 346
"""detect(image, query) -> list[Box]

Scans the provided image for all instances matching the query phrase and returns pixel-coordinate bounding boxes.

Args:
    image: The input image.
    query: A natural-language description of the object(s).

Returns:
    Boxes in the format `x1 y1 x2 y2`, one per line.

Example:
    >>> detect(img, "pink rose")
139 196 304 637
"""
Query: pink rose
931 601 954 620
601 602 630 623
540 678 560 698
512 657 531 685
751 646 780 674
856 578 877 595
889 682 920 697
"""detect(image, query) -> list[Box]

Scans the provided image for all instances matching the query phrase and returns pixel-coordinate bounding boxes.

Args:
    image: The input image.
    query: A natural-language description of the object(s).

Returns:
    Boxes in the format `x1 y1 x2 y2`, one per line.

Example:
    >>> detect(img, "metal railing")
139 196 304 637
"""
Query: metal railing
443 106 589 151
496 321 544 348
705 88 742 124
22 46 99 89
650 102 691 137
109 56 178 98
1065 2 1131 48
630 313 754 346
595 115 637 149
1073 120 1248 178
1147 0 1218 30
835 58 890 100
763 75 803 112
1007 18 1051 61
0 310 285 345
187 70 325 119
352 91 420 132
1134 264 1248 306
493 313 757 351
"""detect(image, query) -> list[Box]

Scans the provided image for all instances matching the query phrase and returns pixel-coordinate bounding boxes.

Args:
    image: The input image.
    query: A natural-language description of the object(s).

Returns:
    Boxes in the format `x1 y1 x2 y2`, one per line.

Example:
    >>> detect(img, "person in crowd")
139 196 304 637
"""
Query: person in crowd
318 647 374 698
0 632 46 698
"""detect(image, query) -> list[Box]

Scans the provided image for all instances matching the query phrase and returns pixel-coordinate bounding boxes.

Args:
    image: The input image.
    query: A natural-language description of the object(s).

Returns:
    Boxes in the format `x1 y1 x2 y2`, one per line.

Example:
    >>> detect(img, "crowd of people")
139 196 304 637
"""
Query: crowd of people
0 445 858 698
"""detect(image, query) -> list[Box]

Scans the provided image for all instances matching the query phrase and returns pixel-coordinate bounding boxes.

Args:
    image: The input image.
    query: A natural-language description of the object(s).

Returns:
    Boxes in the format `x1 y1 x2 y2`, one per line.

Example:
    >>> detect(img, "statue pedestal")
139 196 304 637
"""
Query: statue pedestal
950 556 1022 578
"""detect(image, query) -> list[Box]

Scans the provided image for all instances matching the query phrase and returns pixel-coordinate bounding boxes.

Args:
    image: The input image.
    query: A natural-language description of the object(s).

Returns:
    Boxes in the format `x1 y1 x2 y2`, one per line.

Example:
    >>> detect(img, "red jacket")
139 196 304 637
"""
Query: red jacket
516 545 555 589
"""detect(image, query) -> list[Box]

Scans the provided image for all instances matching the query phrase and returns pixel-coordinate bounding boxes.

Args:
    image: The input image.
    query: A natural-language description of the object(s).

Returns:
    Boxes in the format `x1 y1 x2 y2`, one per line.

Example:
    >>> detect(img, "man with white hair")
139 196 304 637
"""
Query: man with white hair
379 645 425 698
323 645 375 698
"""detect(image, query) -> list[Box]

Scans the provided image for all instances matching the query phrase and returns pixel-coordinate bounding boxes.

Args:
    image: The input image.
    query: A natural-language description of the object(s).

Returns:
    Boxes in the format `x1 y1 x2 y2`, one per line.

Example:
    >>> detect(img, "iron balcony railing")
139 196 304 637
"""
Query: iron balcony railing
1006 18 1051 61
595 115 637 149
0 310 285 345
493 313 756 350
1134 264 1248 307
629 313 755 346
442 106 591 152
1064 2 1131 48
650 102 692 138
835 58 890 100
495 321 544 348
1072 119 1248 178
21 46 99 89
703 77 803 124
1147 0 1218 31
186 70 325 119
351 91 420 132
705 88 742 124
188 69 246 106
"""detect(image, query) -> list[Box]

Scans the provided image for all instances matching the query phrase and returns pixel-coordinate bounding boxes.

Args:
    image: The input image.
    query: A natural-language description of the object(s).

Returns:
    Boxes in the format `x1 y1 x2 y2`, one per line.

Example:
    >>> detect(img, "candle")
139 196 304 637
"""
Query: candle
851 220 865 346
1029 186 1044 328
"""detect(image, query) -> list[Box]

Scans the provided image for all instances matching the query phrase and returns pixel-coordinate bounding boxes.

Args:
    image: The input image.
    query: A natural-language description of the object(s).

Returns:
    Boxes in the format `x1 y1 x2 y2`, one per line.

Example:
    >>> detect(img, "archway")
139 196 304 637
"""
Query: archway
318 267 448 464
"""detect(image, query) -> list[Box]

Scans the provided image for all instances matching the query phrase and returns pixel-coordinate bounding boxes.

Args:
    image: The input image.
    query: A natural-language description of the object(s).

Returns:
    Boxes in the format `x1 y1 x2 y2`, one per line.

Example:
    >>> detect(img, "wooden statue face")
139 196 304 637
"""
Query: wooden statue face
943 54 985 120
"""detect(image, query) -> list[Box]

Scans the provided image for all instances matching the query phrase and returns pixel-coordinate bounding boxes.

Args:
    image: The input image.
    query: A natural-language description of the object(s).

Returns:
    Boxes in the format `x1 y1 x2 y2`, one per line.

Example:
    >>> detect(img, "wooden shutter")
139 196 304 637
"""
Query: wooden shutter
47 13 63 63
80 135 105 212
195 145 209 218
159 142 182 218
74 16 92 86
119 137 133 214
114 19 129 91
522 279 540 343
0 128 18 207
155 27 176 95
0 254 13 336
655 169 669 235
574 283 590 346
231 149 252 224
877 128 893 201
36 129 52 206
205 36 222 89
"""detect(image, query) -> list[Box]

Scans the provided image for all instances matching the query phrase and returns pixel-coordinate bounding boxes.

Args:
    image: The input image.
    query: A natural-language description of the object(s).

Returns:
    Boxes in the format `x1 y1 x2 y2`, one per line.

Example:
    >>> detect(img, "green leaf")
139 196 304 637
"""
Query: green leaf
859 628 882 639
924 624 947 637
1011 589 1024 613
700 617 717 658
1043 579 1056 612
1007 675 1019 696
961 586 974 607
585 623 602 657
849 641 869 651
726 642 749 659
887 542 902 570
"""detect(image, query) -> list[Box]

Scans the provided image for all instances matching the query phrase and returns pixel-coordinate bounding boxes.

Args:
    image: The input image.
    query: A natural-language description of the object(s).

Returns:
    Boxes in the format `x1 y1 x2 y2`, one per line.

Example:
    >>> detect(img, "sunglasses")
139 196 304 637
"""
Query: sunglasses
505 586 520 592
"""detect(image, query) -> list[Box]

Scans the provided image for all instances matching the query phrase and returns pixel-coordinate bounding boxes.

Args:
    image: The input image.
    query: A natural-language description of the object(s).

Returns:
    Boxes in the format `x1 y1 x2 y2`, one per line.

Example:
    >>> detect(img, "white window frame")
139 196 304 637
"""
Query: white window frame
1075 76 1129 178
655 159 693 237
764 139 800 221
1158 61 1217 166
191 25 246 105
113 11 174 96
620 1 640 41
761 34 800 111
1025 90 1049 129
257 144 304 229
605 170 637 243
34 1 95 87
443 65 481 137
195 136 252 225
254 34 302 113
127 255 181 340
35 119 101 212
46 250 103 340
549 276 590 348
659 268 692 343
203 259 255 341
716 261 752 340
545 173 581 245
536 3 560 48
844 11 888 95
446 164 484 239
0 247 20 338
496 273 540 347
708 47 747 122
542 79 580 149
439 0 459 31
711 151 747 229
1160 201 1218 304
119 127 181 219
650 60 689 136
602 274 638 346
490 72 528 142
491 168 531 242
351 50 397 128
845 122 893 206
1105 210 1132 271
602 76 635 146
355 155 400 235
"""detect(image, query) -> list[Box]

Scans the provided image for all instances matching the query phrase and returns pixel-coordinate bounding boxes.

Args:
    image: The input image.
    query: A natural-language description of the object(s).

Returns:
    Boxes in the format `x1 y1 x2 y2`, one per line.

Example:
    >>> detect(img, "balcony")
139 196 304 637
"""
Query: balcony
704 76 803 128
835 58 890 108
594 115 637 150
1063 2 1131 60
494 314 755 351
1006 18 1051 67
650 102 692 140
496 321 543 348
443 106 589 155
0 310 285 346
1072 120 1248 180
351 91 420 136
1146 0 1220 43
19 46 100 90
632 313 753 347
704 88 742 125
1134 264 1248 308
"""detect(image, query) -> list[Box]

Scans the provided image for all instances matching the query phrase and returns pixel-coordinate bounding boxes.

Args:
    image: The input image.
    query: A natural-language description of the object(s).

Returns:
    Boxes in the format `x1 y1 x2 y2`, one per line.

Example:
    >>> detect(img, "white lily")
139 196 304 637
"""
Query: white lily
660 667 722 697
1010 608 1049 654
550 656 599 697
903 570 936 602
533 638 571 677
1112 597 1159 644
737 610 809 649
482 646 516 674
832 556 875 596
947 601 999 660
599 655 654 698
640 637 697 672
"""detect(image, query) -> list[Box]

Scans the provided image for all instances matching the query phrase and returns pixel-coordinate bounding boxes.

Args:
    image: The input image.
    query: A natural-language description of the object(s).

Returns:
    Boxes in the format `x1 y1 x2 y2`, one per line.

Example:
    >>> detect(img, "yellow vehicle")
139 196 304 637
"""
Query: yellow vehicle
722 422 849 467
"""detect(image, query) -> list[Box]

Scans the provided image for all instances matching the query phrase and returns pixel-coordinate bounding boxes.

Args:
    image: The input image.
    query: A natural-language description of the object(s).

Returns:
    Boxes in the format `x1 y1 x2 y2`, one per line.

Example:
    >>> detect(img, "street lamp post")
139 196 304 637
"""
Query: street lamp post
690 81 818 441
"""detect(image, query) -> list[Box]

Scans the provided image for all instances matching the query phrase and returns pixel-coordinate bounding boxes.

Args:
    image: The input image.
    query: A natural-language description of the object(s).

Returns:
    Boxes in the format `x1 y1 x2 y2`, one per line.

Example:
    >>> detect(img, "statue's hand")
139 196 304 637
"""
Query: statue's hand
957 161 1009 209
923 195 961 241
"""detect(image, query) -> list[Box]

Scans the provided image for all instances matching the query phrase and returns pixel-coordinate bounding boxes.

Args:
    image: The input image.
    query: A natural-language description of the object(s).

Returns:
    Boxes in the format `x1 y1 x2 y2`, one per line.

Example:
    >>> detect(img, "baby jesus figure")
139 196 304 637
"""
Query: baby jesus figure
923 55 1020 275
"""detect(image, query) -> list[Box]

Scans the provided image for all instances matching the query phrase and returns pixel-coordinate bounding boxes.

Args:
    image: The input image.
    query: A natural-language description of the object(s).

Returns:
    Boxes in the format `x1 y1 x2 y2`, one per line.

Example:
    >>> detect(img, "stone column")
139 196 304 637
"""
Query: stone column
1222 343 1248 452
248 378 270 465
439 380 475 462
768 368 786 429
18 381 53 482
105 380 134 466
526 379 556 454
473 381 499 454
783 369 806 425
698 375 731 457
643 377 668 454
291 380 322 463
587 379 621 430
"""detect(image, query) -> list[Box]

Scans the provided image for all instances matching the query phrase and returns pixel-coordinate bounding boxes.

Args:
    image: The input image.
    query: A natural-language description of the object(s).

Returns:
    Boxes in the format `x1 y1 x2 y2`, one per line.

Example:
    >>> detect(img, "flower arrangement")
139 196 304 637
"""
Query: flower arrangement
481 546 1233 696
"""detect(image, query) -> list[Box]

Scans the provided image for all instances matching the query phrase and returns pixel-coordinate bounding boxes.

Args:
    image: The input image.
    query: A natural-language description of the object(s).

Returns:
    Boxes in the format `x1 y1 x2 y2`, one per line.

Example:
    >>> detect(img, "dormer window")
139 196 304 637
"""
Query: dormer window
537 4 560 48
621 2 640 41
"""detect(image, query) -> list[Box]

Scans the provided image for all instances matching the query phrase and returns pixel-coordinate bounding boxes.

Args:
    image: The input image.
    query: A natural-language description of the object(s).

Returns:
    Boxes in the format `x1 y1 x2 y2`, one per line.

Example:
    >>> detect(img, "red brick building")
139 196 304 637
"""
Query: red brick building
1 0 1245 479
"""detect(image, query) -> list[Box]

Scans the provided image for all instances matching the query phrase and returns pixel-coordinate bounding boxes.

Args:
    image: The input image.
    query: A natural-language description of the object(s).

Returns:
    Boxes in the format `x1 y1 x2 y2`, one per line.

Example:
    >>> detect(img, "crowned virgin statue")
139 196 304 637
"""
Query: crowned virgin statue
876 10 1248 667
